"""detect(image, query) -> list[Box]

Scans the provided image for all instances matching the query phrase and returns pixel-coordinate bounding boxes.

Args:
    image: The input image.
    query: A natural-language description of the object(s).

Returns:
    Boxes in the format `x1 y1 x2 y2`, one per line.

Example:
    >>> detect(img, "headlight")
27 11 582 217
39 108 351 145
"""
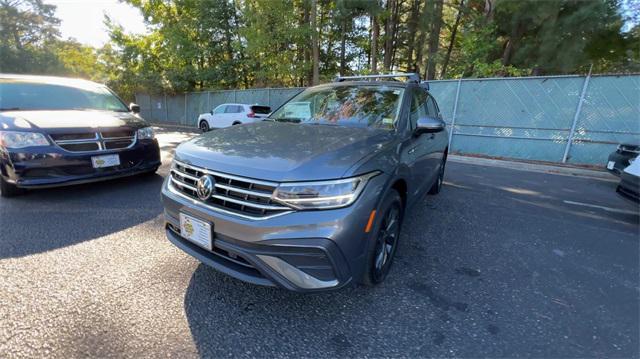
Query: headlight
272 172 380 209
0 131 50 148
137 127 155 139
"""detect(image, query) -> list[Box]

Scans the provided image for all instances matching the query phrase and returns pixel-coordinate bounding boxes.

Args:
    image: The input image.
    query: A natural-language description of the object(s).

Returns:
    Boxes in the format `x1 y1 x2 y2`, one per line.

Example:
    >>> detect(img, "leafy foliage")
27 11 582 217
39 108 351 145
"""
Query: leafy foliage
0 0 638 101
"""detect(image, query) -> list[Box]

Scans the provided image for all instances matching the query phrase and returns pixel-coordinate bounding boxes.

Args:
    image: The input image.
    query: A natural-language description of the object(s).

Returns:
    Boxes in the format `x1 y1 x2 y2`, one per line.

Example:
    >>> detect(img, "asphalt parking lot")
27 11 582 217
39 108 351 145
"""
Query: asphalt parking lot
1 128 638 358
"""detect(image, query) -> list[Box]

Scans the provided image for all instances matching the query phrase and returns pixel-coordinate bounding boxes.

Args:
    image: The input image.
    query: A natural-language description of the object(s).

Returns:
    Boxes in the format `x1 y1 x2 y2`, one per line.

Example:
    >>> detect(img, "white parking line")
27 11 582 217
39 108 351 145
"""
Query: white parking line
563 200 639 215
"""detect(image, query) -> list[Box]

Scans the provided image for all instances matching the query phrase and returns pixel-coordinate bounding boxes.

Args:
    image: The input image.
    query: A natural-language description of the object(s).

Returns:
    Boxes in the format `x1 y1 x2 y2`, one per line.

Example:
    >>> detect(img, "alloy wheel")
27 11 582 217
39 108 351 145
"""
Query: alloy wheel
373 204 401 281
199 121 209 132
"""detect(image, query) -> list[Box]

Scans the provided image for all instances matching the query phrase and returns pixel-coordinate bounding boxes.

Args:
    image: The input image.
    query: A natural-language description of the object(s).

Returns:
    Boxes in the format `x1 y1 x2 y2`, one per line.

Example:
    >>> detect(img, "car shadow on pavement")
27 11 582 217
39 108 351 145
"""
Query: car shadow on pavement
182 162 639 358
0 173 165 259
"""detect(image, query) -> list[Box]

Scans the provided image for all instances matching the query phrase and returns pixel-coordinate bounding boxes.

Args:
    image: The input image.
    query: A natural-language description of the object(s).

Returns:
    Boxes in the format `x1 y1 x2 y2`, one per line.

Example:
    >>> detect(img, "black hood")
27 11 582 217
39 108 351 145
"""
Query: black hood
0 110 147 133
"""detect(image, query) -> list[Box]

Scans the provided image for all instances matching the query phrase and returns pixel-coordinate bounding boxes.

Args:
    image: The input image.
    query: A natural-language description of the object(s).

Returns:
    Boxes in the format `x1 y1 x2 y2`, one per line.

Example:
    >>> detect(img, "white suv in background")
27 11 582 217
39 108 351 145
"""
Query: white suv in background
197 103 271 132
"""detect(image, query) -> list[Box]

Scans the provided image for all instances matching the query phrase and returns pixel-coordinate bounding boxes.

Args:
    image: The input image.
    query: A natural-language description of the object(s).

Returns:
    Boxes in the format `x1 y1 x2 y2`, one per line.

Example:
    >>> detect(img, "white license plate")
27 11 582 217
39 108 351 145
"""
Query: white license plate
607 161 615 170
180 213 212 251
91 154 120 168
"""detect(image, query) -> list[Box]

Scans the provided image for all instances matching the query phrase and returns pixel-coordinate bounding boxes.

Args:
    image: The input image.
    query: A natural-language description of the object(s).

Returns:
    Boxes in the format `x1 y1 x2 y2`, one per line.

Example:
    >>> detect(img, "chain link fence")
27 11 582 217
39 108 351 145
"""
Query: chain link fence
136 74 639 166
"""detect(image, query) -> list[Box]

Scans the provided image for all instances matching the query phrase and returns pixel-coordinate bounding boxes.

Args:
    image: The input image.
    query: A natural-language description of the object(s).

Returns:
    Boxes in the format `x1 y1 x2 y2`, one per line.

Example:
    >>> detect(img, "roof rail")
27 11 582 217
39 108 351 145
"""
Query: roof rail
334 73 421 83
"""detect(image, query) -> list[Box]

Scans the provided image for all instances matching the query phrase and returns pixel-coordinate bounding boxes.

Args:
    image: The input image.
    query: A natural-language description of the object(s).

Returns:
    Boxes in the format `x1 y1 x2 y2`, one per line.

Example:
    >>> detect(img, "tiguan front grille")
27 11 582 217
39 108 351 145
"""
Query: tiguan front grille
169 160 293 219
51 131 136 152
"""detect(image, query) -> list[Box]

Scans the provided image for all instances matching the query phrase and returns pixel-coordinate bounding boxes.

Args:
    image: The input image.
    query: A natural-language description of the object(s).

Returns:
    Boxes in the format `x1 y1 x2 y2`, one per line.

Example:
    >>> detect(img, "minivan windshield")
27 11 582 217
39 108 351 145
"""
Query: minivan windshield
270 85 404 130
0 80 129 112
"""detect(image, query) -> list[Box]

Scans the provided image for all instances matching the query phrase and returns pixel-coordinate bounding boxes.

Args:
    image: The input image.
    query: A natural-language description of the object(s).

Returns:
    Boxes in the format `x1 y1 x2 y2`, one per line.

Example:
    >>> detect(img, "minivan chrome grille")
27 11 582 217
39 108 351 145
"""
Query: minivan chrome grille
51 131 136 152
169 160 292 219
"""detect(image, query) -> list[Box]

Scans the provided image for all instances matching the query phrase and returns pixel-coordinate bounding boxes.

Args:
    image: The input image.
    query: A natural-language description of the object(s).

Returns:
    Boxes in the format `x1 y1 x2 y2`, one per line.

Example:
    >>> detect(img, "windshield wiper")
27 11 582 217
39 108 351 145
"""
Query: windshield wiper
272 117 302 123
0 107 21 111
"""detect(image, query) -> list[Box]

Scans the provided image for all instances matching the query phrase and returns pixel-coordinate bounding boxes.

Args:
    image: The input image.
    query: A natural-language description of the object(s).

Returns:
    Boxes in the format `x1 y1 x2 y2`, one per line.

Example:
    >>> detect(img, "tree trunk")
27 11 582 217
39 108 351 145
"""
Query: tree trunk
311 0 319 85
440 0 464 78
425 0 443 80
382 0 396 72
371 11 379 74
339 18 347 76
502 22 525 67
406 0 421 72
303 1 311 86
414 0 430 76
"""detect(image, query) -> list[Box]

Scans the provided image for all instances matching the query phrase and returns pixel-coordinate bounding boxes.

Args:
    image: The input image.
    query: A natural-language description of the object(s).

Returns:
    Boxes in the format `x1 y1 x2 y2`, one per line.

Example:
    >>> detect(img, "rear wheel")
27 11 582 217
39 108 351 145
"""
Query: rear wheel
1 176 25 198
363 190 403 286
232 121 241 126
199 120 210 132
428 154 447 195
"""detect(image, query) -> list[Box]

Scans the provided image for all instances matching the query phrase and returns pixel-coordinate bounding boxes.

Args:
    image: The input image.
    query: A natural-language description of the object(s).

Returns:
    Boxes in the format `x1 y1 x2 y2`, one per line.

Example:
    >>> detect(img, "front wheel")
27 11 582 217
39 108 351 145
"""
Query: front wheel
363 190 404 286
1 176 25 198
199 120 210 132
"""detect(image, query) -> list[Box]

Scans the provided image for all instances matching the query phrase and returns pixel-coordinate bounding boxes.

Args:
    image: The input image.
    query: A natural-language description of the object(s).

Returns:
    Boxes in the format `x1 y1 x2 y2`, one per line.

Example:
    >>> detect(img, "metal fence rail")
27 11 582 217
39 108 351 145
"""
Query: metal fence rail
136 74 640 166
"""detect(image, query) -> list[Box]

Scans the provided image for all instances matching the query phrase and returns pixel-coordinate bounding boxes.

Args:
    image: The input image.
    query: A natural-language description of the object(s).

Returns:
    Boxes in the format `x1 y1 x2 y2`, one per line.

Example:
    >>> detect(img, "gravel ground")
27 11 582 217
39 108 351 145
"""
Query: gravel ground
1 128 638 358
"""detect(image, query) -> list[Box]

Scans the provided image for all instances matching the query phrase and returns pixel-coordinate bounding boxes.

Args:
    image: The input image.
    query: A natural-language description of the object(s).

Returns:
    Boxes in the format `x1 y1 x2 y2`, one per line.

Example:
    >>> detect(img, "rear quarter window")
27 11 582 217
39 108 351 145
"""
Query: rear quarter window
250 105 271 114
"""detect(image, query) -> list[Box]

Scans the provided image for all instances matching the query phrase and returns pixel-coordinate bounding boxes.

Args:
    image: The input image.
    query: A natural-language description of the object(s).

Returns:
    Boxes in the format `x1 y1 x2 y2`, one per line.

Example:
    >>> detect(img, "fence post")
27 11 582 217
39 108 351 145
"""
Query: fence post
164 94 168 123
207 91 211 112
562 65 592 163
184 93 188 126
448 78 462 150
267 89 271 107
234 90 237 102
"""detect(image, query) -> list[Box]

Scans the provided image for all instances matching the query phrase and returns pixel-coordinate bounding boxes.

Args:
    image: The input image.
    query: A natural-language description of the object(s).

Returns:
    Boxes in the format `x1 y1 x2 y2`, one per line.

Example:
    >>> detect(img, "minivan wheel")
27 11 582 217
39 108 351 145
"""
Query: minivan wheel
363 190 403 285
428 156 447 195
1 176 25 198
199 120 210 132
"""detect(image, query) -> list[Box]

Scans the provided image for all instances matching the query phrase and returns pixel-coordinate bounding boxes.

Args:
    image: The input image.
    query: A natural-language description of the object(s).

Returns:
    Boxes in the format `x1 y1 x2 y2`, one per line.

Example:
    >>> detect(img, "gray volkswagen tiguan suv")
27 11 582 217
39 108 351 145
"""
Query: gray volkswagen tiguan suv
161 73 448 292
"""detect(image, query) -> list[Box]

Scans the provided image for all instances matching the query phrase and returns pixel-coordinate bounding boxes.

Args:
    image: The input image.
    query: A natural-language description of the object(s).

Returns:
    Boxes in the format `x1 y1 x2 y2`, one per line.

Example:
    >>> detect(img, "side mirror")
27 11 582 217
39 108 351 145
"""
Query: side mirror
415 116 445 135
129 103 141 114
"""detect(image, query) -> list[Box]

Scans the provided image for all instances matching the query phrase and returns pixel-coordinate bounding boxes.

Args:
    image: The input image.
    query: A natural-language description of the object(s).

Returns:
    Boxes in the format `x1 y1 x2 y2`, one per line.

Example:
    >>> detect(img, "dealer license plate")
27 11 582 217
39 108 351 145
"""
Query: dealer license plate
607 161 615 170
91 154 120 168
180 213 212 251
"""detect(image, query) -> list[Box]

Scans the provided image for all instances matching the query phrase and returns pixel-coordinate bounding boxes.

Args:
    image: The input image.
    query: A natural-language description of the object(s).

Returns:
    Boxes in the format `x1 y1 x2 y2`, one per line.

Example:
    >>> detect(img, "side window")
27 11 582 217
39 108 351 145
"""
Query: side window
225 105 242 114
213 105 225 114
426 95 439 118
409 89 429 129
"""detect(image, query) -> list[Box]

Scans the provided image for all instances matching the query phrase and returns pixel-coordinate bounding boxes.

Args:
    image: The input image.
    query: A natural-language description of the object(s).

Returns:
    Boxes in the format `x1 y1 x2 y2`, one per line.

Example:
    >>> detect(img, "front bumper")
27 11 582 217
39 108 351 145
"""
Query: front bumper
617 172 640 203
161 173 387 292
607 151 636 176
1 139 161 188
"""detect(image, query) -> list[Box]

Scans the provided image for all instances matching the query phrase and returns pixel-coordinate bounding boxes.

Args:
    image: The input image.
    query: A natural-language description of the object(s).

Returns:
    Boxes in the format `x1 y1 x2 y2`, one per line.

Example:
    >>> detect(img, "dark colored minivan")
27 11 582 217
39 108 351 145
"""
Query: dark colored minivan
0 74 161 197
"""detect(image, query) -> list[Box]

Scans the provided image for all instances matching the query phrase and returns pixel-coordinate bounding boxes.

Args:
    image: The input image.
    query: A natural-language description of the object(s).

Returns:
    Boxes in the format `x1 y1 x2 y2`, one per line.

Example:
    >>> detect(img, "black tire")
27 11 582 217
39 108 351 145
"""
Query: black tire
1 176 25 198
362 189 404 286
428 154 447 195
199 120 210 132
232 121 241 126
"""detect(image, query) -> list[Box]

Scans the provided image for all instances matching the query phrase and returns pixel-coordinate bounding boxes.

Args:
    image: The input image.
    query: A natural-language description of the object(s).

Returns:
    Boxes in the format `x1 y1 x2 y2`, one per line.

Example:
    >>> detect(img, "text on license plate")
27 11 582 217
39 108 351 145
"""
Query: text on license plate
180 213 212 251
91 154 120 168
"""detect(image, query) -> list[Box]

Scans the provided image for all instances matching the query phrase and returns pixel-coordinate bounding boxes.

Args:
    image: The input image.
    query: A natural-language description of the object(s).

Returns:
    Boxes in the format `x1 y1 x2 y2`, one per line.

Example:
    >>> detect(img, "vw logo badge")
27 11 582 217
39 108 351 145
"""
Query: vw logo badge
196 174 215 201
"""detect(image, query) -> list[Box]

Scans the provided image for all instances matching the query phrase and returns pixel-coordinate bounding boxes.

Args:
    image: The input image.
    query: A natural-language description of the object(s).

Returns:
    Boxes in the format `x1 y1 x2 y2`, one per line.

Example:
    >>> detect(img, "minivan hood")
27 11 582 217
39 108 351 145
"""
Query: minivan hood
0 110 146 132
175 121 395 181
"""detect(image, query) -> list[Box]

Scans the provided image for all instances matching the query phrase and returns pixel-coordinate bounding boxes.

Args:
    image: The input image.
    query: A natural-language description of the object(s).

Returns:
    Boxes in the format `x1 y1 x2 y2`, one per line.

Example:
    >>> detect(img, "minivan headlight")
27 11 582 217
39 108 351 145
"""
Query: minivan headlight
0 131 49 148
137 127 155 139
272 172 380 209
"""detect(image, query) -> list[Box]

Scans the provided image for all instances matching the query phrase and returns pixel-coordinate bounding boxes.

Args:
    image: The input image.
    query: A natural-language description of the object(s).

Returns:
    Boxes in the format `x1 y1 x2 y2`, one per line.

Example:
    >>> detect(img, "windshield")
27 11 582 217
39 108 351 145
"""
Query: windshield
270 85 404 130
0 80 129 112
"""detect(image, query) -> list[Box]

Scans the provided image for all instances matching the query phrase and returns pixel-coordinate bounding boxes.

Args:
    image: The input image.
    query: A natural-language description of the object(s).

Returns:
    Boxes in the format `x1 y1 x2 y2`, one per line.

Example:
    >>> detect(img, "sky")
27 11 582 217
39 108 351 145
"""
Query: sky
48 0 148 48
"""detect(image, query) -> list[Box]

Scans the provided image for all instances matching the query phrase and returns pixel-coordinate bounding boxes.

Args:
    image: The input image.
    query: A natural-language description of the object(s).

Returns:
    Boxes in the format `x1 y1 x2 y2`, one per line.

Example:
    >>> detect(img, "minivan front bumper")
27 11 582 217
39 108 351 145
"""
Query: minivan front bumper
1 139 161 188
161 173 388 292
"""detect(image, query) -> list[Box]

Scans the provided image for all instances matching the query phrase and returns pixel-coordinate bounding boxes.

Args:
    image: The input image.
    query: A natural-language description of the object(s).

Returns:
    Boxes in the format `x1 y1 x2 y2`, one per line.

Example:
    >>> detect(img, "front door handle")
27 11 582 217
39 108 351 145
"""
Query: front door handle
408 147 416 154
